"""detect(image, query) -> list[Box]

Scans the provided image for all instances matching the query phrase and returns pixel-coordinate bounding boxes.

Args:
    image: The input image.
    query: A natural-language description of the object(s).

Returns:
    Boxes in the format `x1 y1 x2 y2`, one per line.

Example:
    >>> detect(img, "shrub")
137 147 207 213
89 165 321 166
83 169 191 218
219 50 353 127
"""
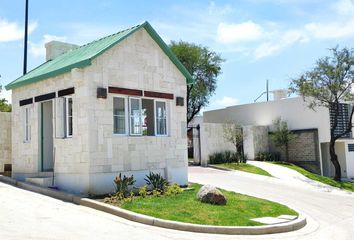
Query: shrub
256 152 281 162
152 189 162 197
165 183 183 196
209 151 247 164
238 152 248 163
138 185 148 198
114 173 136 197
144 172 168 192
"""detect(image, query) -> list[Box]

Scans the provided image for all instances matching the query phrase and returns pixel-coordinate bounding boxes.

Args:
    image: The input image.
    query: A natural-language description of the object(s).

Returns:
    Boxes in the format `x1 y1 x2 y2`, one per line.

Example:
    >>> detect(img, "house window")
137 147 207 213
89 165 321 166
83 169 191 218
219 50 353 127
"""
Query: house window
142 99 155 136
156 101 167 136
65 97 73 137
55 97 73 138
129 98 142 135
24 107 31 142
113 97 127 134
114 97 169 136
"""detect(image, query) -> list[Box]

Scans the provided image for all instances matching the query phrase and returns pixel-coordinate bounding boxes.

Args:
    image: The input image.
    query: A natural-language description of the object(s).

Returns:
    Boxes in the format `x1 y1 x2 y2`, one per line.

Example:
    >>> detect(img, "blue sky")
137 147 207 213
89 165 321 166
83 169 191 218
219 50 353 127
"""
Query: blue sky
1 0 354 111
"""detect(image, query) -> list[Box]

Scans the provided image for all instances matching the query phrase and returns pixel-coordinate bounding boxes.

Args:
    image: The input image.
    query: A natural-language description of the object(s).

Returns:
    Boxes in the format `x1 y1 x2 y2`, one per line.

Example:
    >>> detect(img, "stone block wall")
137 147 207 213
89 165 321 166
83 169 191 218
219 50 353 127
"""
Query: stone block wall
269 129 321 174
10 27 188 195
83 27 188 194
11 69 91 193
0 112 11 172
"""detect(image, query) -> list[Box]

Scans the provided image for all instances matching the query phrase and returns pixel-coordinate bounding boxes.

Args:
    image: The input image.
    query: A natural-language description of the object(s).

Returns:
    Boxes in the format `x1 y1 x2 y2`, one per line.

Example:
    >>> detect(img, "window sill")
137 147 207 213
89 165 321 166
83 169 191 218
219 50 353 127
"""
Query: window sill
112 134 170 137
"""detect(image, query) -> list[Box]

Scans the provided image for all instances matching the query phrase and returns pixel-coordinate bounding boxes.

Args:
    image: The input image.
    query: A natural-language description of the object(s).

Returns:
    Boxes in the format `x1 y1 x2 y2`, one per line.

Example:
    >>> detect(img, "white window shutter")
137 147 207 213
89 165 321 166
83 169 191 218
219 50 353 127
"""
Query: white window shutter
55 97 65 138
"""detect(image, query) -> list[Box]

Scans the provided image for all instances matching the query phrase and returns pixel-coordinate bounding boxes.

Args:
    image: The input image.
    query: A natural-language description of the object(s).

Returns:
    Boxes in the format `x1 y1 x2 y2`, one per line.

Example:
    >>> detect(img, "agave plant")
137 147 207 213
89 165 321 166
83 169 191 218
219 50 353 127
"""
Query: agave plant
114 173 135 197
144 172 168 192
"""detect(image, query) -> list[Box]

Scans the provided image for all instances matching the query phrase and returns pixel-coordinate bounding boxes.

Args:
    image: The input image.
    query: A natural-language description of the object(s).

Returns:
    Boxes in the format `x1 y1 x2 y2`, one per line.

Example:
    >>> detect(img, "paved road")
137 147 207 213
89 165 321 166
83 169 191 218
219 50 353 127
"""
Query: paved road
1 167 354 239
189 167 354 240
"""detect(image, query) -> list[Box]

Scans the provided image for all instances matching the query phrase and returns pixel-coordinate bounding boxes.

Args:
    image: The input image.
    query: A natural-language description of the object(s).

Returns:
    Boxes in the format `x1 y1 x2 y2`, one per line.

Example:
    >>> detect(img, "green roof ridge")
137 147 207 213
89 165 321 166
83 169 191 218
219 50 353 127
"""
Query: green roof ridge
6 21 192 90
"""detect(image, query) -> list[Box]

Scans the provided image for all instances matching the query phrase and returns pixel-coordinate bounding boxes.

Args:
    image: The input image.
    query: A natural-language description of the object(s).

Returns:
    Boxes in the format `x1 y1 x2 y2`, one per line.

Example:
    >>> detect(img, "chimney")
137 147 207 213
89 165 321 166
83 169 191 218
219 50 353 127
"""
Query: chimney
45 41 79 61
271 89 288 101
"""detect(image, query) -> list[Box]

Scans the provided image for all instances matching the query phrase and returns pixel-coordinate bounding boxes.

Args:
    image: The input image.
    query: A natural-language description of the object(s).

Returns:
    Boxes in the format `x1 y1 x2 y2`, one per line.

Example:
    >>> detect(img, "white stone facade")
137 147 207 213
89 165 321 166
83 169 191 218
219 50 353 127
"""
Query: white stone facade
0 112 11 172
11 28 188 194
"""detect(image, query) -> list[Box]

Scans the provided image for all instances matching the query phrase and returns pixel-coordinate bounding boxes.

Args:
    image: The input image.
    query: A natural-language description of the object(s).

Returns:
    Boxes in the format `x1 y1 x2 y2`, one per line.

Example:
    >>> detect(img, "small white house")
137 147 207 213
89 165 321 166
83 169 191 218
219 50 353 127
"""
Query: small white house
5 21 192 195
200 90 354 180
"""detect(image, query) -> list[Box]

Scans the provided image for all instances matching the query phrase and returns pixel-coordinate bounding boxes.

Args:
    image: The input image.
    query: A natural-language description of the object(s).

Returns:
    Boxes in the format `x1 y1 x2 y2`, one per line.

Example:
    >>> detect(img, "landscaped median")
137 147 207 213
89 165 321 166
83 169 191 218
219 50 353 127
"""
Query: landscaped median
0 174 306 235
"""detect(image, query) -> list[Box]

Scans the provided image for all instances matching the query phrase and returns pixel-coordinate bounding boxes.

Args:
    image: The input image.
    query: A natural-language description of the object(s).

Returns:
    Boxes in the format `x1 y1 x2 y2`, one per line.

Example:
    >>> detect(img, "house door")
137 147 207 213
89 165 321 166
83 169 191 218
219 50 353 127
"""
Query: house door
41 101 54 171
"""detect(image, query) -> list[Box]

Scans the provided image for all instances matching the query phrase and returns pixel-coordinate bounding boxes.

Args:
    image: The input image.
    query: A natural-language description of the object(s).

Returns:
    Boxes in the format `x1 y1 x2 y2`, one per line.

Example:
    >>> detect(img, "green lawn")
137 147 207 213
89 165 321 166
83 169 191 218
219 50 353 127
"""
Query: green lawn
119 183 297 226
211 163 272 177
271 162 354 192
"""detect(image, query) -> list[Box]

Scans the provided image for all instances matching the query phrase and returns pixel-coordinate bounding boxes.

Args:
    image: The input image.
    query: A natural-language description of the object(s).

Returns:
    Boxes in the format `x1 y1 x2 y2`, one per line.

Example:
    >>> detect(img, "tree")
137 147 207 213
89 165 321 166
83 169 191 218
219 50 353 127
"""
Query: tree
271 117 296 162
0 85 11 112
223 121 245 155
290 47 354 181
170 41 224 124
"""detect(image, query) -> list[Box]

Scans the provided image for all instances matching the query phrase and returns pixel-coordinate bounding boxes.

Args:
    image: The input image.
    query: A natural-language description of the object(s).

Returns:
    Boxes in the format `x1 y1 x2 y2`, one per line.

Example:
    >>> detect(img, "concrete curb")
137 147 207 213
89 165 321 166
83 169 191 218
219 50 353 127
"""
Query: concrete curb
0 175 307 235
208 165 233 172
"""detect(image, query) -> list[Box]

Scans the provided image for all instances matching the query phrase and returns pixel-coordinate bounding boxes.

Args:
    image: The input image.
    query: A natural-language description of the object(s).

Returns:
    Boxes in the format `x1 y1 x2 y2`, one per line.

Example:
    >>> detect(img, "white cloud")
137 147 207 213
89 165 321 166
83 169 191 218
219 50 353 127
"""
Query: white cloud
29 34 67 57
305 20 354 40
208 1 233 15
214 96 239 108
333 0 354 15
213 0 354 59
0 19 37 42
299 0 354 40
254 30 308 59
217 21 263 44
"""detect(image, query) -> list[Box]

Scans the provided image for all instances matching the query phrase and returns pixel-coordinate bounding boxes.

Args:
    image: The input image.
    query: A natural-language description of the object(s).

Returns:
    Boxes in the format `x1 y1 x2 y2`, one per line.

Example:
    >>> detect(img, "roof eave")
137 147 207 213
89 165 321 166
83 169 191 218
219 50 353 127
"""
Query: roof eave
5 59 91 90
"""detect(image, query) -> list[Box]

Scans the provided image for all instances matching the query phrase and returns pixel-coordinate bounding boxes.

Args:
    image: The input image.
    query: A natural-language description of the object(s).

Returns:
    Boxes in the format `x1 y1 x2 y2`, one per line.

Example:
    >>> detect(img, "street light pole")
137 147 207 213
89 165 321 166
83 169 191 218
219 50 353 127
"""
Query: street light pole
23 0 29 75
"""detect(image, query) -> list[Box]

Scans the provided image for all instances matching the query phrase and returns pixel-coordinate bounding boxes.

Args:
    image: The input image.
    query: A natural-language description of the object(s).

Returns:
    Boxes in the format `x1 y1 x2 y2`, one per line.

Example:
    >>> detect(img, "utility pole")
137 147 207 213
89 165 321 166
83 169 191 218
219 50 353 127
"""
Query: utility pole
23 0 29 75
266 79 269 102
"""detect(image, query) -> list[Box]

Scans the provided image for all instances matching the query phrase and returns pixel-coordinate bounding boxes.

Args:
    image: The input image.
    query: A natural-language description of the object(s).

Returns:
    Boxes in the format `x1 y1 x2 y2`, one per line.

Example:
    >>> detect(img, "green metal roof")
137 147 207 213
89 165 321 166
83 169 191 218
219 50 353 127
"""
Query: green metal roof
6 21 193 90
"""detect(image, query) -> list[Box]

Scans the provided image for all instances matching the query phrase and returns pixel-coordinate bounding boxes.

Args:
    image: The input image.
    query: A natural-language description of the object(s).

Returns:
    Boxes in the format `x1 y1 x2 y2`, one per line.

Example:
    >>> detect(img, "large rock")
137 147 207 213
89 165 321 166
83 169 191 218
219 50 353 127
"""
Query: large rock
197 184 227 205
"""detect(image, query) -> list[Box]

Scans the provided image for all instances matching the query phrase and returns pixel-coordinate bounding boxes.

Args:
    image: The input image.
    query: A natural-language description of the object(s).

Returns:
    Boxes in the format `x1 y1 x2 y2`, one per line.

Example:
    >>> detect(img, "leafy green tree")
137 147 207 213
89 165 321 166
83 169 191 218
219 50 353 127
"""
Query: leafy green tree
290 47 354 181
271 117 296 162
170 41 224 124
0 85 11 112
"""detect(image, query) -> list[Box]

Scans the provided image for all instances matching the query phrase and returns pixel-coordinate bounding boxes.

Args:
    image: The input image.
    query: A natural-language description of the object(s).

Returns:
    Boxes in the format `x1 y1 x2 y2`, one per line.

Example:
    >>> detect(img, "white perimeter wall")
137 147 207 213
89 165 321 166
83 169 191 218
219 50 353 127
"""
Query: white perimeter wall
0 112 11 172
204 97 331 143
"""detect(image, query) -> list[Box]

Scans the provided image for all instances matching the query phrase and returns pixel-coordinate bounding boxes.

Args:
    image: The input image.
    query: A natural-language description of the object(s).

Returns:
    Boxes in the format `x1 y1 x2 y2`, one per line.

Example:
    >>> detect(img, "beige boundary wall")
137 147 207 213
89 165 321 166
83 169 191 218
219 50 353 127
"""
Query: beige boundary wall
199 123 234 166
11 28 188 195
0 112 11 172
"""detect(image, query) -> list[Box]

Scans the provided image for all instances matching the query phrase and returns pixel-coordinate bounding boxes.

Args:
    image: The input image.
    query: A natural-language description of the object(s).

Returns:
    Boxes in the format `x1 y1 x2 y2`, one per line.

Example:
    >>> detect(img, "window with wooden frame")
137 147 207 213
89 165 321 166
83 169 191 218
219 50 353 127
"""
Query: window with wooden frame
113 97 169 136
113 97 128 135
129 97 142 135
65 97 73 137
55 96 73 138
155 101 167 136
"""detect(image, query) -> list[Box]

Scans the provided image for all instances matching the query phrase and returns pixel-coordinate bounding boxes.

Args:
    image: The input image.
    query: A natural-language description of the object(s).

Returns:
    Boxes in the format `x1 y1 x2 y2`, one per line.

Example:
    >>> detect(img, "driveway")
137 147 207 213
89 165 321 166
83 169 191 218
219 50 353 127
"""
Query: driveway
0 167 354 240
248 160 354 195
189 166 354 240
